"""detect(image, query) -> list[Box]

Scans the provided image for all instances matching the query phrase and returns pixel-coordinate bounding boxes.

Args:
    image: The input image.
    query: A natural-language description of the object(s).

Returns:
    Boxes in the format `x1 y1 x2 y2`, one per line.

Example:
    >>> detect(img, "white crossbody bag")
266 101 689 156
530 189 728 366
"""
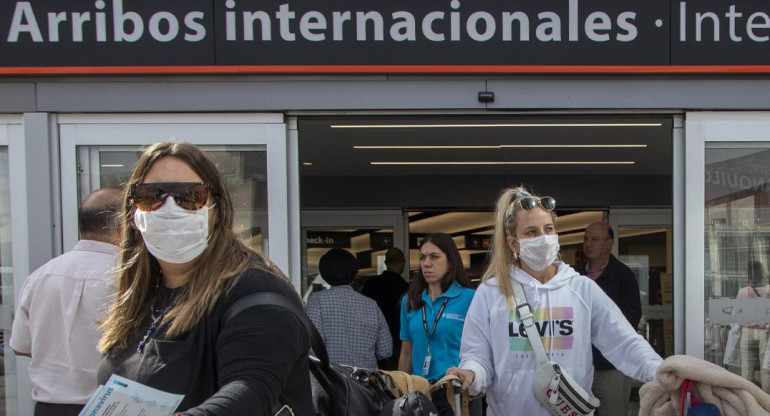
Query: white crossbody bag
513 281 600 416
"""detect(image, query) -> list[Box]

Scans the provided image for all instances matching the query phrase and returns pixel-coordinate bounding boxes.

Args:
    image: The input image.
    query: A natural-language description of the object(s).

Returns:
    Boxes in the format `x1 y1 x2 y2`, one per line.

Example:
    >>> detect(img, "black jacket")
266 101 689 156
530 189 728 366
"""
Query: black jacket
98 268 313 416
576 254 642 371
362 270 409 344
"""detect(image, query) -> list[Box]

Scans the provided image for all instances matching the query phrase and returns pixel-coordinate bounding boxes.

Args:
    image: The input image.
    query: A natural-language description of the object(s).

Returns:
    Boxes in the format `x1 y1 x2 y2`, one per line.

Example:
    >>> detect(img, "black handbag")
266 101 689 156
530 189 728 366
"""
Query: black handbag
225 291 394 416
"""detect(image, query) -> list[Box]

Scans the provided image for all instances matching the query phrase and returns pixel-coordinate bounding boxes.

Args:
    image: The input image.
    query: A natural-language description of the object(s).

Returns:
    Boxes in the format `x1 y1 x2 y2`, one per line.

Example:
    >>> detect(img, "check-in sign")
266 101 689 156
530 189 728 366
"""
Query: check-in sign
708 298 770 325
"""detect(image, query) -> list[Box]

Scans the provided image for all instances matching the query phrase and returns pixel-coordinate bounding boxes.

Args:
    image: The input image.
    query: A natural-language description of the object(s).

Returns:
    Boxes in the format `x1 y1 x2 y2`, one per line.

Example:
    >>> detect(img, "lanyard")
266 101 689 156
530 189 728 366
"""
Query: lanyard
422 297 449 341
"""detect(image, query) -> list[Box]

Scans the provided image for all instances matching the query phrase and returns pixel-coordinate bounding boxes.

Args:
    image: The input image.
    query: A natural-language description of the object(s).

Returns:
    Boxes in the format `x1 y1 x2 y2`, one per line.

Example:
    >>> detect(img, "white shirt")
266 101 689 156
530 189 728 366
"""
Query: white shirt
459 262 662 416
10 240 118 404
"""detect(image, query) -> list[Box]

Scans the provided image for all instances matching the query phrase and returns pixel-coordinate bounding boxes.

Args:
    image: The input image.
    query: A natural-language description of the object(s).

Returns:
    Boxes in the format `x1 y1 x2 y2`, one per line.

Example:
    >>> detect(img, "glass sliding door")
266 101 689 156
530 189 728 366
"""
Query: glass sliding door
76 146 269 256
0 117 23 415
686 112 770 392
58 114 294 285
610 209 674 358
704 146 770 390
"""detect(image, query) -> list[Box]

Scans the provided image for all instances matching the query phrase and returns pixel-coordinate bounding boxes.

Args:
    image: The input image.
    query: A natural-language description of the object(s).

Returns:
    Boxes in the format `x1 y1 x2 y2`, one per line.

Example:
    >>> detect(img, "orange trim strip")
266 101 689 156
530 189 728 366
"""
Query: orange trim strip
3 65 770 75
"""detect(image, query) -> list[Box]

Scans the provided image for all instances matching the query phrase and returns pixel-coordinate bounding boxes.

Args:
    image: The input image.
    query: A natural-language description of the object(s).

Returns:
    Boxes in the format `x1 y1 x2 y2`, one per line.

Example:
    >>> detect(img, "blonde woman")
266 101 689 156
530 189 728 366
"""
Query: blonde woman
447 187 662 416
97 141 311 415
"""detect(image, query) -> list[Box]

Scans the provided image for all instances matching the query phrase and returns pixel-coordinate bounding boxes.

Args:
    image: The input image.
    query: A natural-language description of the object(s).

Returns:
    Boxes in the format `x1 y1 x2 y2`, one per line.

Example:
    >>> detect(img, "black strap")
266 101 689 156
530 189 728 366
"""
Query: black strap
224 291 330 367
421 297 449 341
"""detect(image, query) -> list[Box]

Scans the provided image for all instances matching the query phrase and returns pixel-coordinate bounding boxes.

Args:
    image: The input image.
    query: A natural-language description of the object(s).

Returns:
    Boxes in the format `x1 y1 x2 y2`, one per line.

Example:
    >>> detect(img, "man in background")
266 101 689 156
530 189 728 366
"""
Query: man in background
576 221 642 416
10 188 123 416
362 247 409 370
306 248 392 369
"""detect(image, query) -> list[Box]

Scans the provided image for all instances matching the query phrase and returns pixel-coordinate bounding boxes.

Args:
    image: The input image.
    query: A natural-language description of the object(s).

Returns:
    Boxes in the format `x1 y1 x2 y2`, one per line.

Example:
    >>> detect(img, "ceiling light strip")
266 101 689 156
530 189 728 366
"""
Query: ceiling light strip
332 123 662 129
370 161 635 165
501 144 647 148
354 145 499 149
353 144 647 149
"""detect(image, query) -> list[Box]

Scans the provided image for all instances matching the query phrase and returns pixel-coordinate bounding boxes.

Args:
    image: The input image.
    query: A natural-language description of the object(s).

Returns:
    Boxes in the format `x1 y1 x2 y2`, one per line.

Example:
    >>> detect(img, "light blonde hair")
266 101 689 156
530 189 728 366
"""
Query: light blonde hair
98 141 287 352
482 186 557 309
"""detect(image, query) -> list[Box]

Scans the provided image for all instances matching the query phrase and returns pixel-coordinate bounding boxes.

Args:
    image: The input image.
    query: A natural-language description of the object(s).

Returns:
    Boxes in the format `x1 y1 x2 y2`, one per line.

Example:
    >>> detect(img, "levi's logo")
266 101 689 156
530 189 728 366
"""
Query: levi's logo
508 307 574 351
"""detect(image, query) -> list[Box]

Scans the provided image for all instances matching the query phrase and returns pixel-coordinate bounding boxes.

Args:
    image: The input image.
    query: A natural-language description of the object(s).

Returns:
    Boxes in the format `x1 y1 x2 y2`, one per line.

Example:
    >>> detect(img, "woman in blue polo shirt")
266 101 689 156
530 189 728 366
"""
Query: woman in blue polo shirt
398 232 476 416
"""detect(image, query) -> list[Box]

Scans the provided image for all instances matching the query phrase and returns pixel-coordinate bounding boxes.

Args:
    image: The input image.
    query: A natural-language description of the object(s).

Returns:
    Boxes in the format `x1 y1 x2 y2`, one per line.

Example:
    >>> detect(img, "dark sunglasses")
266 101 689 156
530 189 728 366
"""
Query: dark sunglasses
130 182 209 212
514 191 556 212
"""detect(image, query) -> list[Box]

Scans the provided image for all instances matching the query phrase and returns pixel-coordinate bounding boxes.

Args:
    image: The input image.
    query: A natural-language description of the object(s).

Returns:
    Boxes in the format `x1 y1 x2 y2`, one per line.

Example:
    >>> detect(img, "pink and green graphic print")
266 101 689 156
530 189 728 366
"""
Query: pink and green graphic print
508 307 574 351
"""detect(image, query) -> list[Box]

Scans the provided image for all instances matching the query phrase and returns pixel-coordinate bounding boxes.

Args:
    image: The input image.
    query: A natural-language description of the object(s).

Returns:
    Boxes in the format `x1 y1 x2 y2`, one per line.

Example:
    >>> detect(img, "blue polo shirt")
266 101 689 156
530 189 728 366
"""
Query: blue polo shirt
400 281 475 382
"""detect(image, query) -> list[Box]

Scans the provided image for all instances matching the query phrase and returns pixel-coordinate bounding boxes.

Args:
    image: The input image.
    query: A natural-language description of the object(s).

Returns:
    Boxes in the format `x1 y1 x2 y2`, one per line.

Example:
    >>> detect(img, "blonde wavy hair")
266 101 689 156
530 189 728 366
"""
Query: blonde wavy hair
482 186 557 309
99 141 287 352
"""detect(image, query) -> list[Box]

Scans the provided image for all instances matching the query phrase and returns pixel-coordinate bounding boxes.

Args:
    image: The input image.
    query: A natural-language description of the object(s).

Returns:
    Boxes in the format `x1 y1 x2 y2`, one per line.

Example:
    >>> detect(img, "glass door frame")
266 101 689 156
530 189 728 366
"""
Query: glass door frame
58 113 293 280
300 210 408 292
684 111 770 357
0 115 31 416
609 208 676 355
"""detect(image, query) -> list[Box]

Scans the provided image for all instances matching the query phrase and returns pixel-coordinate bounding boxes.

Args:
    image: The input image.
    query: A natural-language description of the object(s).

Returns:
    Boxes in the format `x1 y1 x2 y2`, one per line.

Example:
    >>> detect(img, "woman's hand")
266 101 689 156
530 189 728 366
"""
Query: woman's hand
446 367 475 391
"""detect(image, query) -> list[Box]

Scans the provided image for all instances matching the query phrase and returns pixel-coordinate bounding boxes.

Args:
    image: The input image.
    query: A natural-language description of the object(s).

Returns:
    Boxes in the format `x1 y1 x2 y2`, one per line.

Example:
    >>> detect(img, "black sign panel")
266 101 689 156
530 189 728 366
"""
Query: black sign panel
672 1 770 65
370 232 394 250
213 0 667 66
0 0 215 66
465 235 492 251
0 0 767 71
306 231 351 248
410 234 426 249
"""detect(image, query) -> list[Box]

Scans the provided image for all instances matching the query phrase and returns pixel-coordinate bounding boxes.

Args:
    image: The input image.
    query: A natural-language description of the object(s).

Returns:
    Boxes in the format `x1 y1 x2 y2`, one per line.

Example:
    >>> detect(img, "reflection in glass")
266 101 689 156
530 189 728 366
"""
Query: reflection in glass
0 147 16 415
704 146 770 392
618 229 673 359
78 147 268 256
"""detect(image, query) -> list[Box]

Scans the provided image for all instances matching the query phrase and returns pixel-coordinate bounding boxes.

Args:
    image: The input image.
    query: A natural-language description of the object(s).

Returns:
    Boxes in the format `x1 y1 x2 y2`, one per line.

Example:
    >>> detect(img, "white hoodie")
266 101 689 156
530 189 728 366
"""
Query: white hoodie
459 262 662 416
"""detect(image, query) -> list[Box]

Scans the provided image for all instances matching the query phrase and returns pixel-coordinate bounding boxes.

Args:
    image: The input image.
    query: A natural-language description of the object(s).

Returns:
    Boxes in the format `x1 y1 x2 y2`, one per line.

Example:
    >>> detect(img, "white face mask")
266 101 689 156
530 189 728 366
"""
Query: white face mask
134 198 213 264
516 234 560 271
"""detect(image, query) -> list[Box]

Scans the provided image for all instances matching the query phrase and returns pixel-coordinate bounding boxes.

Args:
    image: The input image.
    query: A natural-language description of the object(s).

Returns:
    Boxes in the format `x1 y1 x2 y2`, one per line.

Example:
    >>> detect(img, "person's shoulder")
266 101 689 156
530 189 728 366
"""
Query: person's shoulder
351 289 382 309
609 254 634 273
362 274 382 292
459 286 476 298
399 293 414 313
566 271 597 288
228 267 302 304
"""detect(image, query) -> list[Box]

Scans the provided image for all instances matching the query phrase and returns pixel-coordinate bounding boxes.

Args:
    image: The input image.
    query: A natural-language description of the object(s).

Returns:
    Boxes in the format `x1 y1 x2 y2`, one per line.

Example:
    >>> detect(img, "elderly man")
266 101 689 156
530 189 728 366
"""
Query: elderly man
10 188 123 416
576 221 642 416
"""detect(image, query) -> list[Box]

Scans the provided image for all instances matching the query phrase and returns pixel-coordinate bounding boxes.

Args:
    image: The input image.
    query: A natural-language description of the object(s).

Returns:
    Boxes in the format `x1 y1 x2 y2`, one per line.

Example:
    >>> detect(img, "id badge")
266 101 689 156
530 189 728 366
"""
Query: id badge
422 354 432 376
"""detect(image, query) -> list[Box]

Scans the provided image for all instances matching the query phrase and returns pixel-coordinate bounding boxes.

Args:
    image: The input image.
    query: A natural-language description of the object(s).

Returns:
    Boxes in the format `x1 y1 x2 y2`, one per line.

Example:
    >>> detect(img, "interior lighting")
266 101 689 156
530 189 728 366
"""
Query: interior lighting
303 162 313 166
100 164 124 167
370 161 635 165
332 123 662 129
354 145 499 149
353 144 647 149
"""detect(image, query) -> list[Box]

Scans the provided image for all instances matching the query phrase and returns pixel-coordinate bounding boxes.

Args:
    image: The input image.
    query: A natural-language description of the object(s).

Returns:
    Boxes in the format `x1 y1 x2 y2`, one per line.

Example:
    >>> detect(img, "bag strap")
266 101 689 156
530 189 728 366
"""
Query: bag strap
512 280 550 365
679 379 691 416
224 291 330 367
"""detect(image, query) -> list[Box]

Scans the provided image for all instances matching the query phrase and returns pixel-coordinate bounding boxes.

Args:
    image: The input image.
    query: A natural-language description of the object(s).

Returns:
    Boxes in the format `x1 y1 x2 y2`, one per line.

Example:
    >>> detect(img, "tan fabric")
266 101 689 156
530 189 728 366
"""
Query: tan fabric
430 374 470 416
378 370 431 398
639 354 770 416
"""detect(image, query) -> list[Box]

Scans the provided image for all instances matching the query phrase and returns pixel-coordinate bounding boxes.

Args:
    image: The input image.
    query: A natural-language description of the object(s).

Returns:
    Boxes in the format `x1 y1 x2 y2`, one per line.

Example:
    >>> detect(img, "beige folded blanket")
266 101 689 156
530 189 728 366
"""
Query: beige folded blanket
639 354 770 416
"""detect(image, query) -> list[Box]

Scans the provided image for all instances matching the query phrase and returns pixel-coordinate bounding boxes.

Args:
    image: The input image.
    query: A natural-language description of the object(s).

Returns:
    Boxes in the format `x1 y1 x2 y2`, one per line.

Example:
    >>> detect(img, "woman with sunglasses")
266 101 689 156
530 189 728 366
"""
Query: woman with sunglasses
398 233 476 416
97 141 312 415
446 187 662 416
